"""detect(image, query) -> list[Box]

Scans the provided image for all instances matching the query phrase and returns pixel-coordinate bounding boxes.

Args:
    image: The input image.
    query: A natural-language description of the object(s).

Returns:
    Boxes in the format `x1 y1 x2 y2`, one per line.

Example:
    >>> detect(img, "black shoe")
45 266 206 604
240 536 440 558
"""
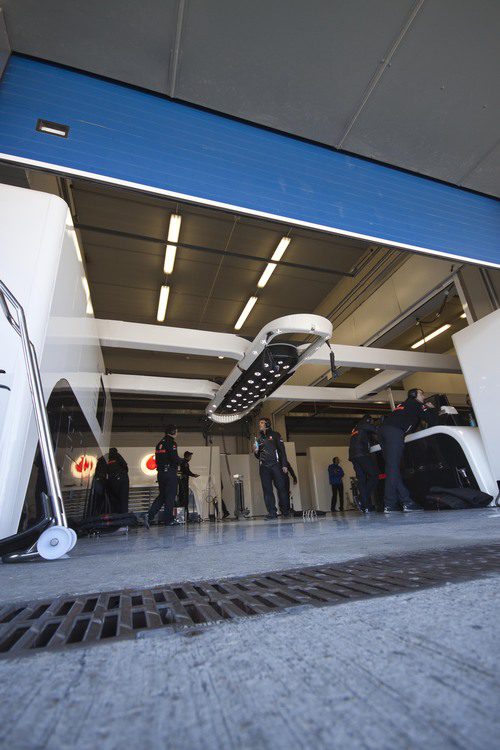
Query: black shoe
265 514 278 520
222 511 230 519
383 506 396 514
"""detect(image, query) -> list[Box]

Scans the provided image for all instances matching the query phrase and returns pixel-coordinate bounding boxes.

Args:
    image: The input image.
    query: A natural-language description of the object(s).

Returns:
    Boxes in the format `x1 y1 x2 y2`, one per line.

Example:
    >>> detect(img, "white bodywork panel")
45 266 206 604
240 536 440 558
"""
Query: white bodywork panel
0 185 112 539
453 310 500 485
371 425 497 498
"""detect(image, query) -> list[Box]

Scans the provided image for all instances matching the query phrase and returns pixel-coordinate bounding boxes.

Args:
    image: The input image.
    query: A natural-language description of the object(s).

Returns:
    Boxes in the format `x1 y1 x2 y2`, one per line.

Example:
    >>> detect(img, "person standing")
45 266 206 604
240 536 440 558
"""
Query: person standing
147 424 182 526
328 457 344 512
106 448 129 514
284 461 298 510
379 388 438 512
254 417 290 519
349 415 379 513
91 455 109 515
178 450 199 522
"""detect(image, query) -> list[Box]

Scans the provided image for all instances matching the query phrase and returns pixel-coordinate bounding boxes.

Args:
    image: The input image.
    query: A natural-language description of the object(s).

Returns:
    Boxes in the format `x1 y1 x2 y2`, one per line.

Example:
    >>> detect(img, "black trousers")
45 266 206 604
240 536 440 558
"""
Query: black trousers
379 425 411 509
259 464 290 516
351 456 378 511
178 477 189 511
331 484 344 511
148 469 178 524
107 476 129 514
91 477 108 515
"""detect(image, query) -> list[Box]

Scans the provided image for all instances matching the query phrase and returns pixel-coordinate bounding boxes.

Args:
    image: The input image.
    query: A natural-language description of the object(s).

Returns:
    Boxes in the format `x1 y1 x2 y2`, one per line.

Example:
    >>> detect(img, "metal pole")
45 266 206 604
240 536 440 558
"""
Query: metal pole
0 282 66 527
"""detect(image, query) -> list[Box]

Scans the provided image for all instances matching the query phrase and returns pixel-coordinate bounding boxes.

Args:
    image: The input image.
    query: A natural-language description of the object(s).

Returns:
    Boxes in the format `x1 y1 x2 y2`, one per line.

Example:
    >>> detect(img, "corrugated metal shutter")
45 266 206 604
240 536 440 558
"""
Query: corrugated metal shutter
0 55 499 267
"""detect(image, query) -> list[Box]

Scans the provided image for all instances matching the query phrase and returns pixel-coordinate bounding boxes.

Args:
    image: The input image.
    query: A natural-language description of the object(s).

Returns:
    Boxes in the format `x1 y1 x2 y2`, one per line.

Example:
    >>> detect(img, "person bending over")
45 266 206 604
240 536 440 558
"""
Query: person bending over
379 388 438 513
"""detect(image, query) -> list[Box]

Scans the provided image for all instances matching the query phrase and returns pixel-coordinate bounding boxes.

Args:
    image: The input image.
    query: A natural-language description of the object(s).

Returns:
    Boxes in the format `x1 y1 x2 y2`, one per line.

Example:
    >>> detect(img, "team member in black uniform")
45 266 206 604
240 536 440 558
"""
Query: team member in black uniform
178 451 199 521
147 424 182 526
91 455 109 515
284 461 298 506
106 448 129 513
379 389 438 512
349 415 379 513
254 417 290 519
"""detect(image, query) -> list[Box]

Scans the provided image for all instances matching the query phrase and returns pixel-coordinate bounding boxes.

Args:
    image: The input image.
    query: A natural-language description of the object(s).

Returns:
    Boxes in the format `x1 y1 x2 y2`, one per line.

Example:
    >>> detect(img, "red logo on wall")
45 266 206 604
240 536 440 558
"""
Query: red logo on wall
146 455 157 471
75 456 95 474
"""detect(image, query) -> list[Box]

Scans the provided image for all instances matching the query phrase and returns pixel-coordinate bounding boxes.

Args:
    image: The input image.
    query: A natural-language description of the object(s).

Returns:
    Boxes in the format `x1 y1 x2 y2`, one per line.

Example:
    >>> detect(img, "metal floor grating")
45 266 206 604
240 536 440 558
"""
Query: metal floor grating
1 543 500 657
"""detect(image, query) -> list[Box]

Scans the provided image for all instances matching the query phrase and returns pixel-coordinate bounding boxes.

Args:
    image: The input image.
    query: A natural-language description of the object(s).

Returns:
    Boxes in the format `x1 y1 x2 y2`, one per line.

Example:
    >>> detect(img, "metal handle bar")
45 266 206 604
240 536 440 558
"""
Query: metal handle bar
0 280 67 527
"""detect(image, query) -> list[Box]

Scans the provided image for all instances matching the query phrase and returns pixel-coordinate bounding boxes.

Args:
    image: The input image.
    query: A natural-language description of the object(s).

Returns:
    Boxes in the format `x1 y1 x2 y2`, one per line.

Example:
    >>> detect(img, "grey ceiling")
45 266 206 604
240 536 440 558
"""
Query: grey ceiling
1 0 499 197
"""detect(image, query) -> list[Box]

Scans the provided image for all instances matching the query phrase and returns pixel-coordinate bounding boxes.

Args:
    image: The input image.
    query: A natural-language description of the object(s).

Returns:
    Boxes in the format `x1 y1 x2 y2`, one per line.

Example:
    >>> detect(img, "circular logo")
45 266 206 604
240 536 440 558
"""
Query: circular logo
141 453 157 476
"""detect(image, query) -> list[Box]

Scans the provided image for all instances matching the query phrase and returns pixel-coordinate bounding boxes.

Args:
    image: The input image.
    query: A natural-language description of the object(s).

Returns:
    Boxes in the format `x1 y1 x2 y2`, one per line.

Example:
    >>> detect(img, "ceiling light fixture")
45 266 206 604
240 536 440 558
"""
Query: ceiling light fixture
256 236 291 289
460 312 467 319
235 296 258 330
156 285 170 322
163 214 182 274
411 323 451 350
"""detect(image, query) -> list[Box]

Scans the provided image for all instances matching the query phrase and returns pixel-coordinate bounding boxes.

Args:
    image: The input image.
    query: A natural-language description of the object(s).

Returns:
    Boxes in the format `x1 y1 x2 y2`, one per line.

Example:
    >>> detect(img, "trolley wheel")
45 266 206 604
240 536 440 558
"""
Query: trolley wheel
36 526 73 560
67 527 77 550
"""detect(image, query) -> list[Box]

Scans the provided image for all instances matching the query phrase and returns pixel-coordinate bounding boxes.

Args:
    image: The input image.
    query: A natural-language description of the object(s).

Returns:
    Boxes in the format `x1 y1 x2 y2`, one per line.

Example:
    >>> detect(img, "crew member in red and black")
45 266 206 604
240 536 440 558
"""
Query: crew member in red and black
147 424 182 526
178 451 199 522
254 417 290 519
379 389 438 512
106 447 129 514
348 415 379 513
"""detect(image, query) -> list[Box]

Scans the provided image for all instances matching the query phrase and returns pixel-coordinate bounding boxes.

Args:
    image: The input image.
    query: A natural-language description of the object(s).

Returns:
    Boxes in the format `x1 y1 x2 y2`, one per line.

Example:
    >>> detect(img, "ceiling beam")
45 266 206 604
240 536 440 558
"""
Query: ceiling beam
304 343 460 373
97 319 248 360
105 374 218 399
354 370 410 399
97 319 461 373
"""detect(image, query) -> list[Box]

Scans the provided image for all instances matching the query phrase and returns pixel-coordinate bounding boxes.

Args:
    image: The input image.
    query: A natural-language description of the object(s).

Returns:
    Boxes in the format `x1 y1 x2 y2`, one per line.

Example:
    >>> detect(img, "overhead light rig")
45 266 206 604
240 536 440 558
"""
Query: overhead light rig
207 314 333 423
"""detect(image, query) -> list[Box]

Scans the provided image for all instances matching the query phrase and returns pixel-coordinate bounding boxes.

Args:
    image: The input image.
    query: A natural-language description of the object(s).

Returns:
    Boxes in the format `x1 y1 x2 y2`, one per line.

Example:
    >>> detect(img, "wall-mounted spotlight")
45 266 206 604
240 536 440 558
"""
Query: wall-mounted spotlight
36 119 69 138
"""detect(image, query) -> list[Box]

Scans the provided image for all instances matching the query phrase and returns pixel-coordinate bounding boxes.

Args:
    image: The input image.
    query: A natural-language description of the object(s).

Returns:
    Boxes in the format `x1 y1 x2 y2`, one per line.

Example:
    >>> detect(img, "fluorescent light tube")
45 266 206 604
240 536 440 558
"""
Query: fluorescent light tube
411 323 451 350
460 312 467 319
235 296 258 330
271 237 290 261
164 214 182 274
157 285 170 322
164 245 177 274
257 237 290 288
257 262 277 288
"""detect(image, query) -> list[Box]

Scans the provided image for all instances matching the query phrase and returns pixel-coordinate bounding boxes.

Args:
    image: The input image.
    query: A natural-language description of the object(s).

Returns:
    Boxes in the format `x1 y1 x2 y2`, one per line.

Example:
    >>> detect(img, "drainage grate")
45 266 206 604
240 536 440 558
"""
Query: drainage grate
1 543 499 656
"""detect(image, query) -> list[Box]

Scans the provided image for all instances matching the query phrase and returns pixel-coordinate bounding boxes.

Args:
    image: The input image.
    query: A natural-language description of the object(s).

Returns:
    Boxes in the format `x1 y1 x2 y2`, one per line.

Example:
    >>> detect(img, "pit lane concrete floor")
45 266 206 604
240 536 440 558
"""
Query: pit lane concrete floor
1 510 499 750
0 508 499 603
0 578 498 750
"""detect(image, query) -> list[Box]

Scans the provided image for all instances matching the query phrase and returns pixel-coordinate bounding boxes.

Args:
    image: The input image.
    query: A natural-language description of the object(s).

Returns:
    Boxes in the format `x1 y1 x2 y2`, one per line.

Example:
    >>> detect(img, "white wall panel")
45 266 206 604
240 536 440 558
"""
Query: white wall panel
0 185 111 538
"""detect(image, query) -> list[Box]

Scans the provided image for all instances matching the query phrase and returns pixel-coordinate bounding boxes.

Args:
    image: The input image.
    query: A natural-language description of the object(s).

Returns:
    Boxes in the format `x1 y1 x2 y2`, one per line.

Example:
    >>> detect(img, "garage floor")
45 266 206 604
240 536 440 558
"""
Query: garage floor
1 509 499 604
1 510 499 749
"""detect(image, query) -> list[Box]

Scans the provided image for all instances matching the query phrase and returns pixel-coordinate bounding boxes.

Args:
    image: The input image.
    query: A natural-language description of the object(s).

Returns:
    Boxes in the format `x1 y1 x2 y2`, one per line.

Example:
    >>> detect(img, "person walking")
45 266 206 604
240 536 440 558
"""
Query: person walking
328 457 344 512
178 450 199 522
147 424 182 526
